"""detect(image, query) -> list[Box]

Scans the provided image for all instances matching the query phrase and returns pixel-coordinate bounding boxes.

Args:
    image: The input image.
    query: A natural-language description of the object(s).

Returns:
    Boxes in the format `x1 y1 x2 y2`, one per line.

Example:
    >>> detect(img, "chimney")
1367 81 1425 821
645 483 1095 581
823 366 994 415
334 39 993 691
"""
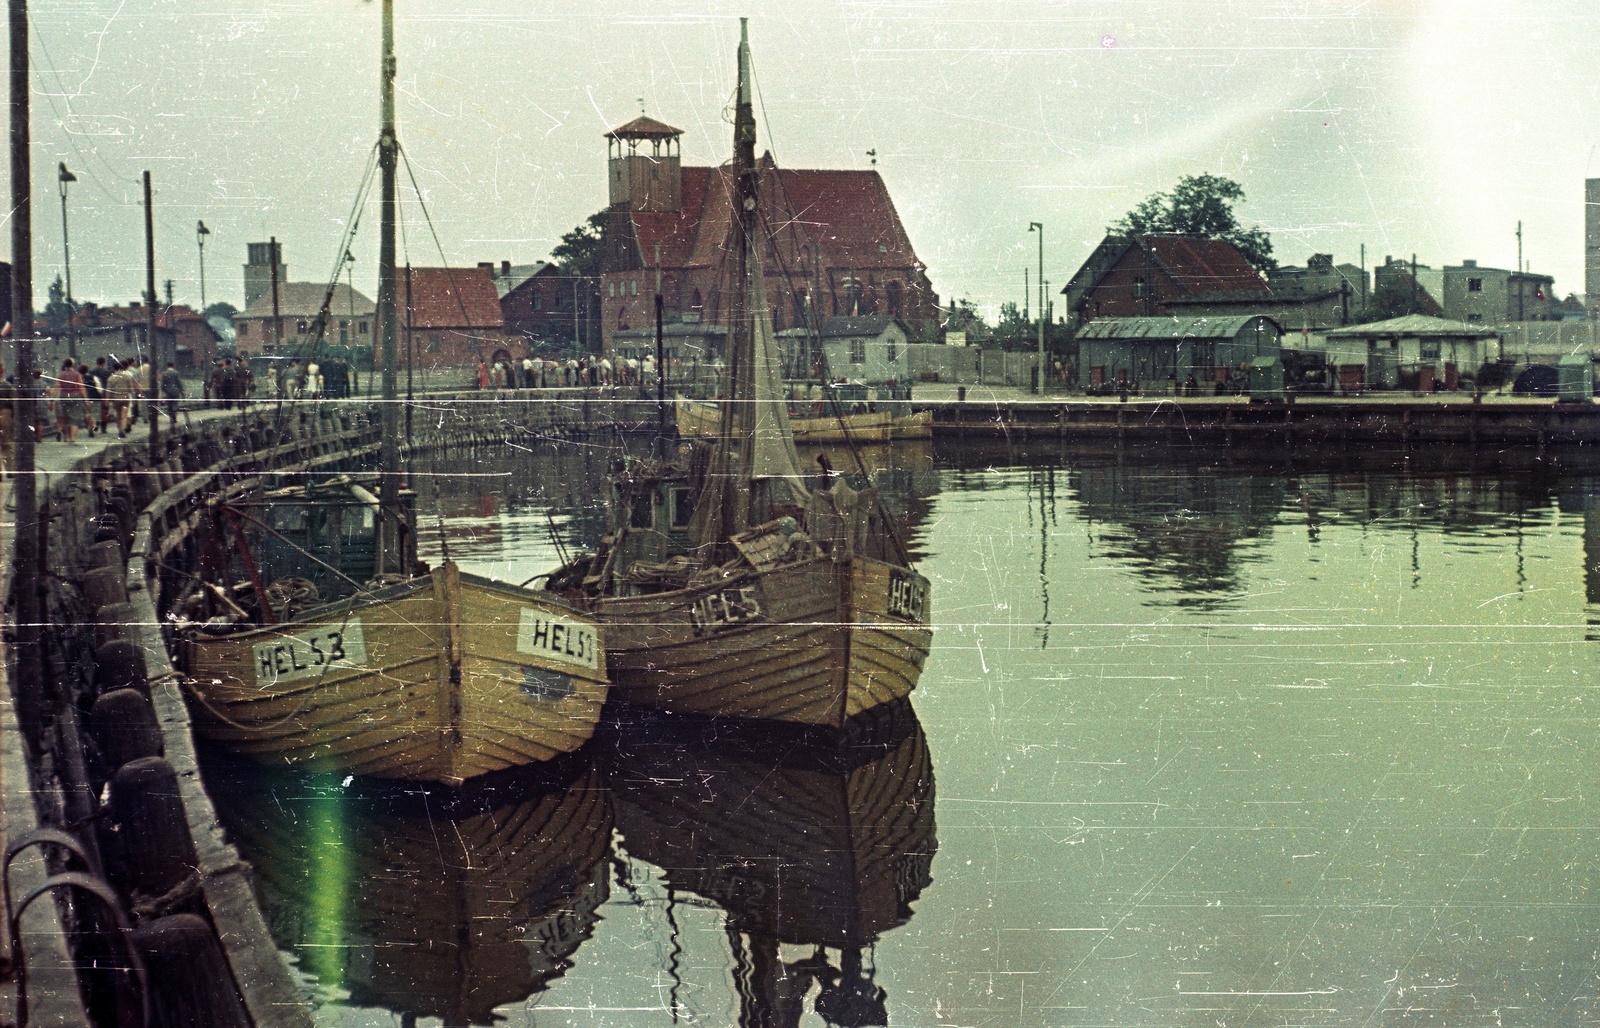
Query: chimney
478 262 495 276
1463 259 1477 268
502 260 511 277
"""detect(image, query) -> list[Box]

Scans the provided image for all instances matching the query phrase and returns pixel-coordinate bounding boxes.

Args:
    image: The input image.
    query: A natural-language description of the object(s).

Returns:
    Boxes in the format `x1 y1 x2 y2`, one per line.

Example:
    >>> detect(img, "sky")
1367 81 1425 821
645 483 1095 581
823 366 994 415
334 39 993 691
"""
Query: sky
12 0 1600 319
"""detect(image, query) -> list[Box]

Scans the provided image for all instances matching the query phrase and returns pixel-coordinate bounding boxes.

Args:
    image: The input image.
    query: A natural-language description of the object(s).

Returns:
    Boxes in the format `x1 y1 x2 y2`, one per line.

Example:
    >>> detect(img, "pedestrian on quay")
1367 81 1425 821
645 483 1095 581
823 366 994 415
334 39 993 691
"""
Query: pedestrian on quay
161 361 184 426
79 364 102 436
52 358 87 445
208 360 225 408
91 357 111 427
106 359 137 436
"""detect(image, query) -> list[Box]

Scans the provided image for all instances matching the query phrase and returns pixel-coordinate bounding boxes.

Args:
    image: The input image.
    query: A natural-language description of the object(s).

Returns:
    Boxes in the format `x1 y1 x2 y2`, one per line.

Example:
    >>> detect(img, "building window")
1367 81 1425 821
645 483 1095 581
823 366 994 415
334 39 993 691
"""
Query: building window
1467 278 1483 292
531 288 541 311
1132 277 1148 299
339 320 349 345
359 321 369 335
849 339 865 363
887 281 902 316
609 281 616 298
428 333 441 352
1466 313 1482 323
793 289 807 326
691 289 703 309
1421 340 1441 359
238 321 249 337
296 319 309 333
887 340 898 363
630 279 638 297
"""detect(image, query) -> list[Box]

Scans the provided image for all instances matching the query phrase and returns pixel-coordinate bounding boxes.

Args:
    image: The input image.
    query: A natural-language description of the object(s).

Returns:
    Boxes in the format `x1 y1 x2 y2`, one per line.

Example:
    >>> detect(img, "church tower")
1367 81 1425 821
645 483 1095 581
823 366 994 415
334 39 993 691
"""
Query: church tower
606 116 682 213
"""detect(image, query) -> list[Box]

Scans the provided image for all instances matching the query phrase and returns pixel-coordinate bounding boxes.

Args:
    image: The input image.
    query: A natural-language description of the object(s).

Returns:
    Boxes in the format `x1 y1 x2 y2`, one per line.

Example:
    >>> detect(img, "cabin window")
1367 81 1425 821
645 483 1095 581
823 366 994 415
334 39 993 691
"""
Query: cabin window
670 487 693 527
630 492 653 529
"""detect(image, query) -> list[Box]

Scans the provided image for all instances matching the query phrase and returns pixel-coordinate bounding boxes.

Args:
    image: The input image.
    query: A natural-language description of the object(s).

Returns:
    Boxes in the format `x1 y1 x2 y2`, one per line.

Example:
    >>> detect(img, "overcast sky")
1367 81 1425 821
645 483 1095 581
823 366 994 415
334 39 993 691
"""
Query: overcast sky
13 0 1600 317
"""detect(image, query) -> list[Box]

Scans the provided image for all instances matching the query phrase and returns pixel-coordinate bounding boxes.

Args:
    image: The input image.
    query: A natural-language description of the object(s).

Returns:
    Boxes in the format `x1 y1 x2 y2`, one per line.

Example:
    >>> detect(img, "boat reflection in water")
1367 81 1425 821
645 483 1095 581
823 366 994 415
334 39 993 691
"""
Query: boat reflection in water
206 756 612 1026
606 703 936 1027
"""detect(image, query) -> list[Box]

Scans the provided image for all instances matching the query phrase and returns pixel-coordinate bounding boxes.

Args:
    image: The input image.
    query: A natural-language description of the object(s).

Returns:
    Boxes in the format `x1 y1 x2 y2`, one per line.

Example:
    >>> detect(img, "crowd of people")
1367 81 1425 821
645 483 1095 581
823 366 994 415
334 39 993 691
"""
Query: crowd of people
476 353 659 390
26 355 180 445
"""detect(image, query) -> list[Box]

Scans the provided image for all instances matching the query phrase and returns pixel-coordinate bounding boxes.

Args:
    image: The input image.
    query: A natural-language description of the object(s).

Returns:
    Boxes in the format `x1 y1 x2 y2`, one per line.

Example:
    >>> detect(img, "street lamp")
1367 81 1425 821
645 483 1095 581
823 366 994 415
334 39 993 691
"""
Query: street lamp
196 220 210 311
1028 221 1044 394
58 162 77 358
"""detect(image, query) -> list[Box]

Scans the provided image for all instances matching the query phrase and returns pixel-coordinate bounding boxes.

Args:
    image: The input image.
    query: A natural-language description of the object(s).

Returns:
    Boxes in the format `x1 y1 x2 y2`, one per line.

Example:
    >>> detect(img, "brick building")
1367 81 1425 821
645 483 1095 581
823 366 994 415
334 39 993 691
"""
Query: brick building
392 266 510 368
596 116 940 355
68 301 221 369
1061 234 1271 328
236 282 375 356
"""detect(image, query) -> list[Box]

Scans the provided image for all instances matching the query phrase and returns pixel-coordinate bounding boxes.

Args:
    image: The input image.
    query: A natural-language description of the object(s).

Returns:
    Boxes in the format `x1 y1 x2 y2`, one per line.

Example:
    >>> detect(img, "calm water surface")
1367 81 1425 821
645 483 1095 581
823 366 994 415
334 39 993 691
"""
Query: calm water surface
212 440 1600 1026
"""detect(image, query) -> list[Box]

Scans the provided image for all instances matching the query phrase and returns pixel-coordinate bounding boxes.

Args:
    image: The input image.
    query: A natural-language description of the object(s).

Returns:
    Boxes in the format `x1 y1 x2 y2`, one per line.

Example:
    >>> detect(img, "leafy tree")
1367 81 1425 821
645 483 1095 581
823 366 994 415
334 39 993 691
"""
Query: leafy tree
943 297 989 341
551 210 608 277
202 301 238 325
41 275 74 332
1111 174 1275 272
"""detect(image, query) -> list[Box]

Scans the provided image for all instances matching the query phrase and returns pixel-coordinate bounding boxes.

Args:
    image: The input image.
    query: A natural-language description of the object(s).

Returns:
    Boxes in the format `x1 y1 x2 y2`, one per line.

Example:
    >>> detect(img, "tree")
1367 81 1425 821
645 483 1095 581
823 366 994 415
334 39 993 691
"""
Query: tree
202 301 238 325
1111 174 1275 272
943 297 989 341
551 210 608 277
41 275 73 332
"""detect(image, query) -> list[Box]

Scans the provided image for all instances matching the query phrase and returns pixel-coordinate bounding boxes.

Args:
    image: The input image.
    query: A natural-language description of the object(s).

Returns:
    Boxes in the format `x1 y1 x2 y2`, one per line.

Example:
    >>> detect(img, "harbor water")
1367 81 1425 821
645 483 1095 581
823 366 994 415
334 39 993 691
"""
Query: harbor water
206 438 1600 1026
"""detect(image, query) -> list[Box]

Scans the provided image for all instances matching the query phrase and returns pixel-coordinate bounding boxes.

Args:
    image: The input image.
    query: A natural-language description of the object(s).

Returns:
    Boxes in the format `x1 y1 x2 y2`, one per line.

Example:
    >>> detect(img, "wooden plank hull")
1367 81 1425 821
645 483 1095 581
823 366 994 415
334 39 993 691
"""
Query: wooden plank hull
588 555 930 728
183 563 607 784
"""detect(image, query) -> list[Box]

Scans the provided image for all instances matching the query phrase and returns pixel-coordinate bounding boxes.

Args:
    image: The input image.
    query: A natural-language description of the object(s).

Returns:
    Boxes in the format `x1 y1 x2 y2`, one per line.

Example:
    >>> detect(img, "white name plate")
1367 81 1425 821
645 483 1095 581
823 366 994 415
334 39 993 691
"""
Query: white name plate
517 609 599 671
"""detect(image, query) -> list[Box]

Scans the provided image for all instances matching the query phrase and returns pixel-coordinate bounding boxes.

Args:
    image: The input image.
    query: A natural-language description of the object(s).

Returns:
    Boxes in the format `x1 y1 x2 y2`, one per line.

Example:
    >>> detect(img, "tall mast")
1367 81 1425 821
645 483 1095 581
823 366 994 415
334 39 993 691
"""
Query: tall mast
713 19 759 539
376 0 401 572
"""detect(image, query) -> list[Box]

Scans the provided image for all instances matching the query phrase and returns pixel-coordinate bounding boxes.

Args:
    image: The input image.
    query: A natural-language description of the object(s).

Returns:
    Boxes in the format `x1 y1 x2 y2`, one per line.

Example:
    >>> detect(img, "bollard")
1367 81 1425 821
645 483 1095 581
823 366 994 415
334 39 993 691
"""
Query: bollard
107 757 200 903
130 914 252 1028
94 640 150 695
95 602 143 649
89 688 164 772
83 566 129 609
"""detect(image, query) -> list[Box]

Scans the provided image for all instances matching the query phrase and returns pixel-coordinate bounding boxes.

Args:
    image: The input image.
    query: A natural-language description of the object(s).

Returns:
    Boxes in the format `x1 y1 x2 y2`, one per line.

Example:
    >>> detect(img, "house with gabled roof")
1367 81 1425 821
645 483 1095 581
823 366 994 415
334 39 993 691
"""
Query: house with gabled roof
596 116 940 356
69 301 221 370
1062 234 1271 328
391 265 511 368
236 282 375 357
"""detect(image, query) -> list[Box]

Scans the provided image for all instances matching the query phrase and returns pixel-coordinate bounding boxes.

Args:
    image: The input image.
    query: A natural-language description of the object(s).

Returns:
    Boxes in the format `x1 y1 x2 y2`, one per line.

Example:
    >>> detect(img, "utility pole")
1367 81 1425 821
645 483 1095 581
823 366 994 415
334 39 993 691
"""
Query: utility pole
196 219 210 311
1516 221 1525 321
164 278 174 310
1028 222 1044 394
11 0 42 734
144 170 159 461
1359 243 1366 309
1023 267 1029 323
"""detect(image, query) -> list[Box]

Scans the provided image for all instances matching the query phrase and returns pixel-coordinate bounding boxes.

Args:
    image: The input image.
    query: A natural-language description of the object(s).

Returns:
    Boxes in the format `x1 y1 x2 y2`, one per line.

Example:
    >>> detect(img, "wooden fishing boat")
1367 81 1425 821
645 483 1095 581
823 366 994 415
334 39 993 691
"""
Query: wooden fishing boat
179 4 607 785
206 759 612 1025
545 20 931 730
608 710 935 1024
184 561 607 784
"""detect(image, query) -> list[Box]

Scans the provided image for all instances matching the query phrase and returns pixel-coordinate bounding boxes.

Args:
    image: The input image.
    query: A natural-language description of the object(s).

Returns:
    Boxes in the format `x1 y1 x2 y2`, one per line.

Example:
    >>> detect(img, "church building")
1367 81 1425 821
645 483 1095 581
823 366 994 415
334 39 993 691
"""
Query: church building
596 116 940 357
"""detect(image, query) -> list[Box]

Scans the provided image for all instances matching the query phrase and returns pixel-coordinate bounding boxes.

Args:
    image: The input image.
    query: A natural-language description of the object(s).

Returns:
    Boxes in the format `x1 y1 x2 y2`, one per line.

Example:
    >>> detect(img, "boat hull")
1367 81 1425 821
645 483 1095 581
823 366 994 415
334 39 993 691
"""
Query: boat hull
587 555 929 729
183 564 608 784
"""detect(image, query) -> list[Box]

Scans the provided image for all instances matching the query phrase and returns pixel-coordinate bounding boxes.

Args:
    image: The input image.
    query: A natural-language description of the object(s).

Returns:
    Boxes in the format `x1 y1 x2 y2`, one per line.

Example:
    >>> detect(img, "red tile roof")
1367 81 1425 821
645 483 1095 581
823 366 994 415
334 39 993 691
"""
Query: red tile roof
775 167 917 270
1140 235 1268 295
393 266 504 330
71 303 210 330
622 161 921 274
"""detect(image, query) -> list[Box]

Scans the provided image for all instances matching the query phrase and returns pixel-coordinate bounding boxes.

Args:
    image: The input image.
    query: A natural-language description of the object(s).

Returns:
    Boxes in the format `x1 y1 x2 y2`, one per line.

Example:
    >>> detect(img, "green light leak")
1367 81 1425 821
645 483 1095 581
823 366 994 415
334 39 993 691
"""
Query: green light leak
303 777 350 991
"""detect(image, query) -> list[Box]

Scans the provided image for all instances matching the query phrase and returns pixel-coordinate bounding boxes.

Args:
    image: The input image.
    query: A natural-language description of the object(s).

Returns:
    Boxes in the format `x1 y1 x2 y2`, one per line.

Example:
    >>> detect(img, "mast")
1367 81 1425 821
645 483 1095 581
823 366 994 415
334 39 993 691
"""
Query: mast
717 17 758 536
376 0 401 573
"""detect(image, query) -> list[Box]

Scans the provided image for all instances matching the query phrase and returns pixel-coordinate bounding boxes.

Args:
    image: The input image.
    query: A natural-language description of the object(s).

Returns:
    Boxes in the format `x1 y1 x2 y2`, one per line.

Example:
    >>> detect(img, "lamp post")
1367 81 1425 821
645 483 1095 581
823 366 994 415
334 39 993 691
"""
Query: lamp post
1028 221 1044 394
58 161 75 357
196 219 210 311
